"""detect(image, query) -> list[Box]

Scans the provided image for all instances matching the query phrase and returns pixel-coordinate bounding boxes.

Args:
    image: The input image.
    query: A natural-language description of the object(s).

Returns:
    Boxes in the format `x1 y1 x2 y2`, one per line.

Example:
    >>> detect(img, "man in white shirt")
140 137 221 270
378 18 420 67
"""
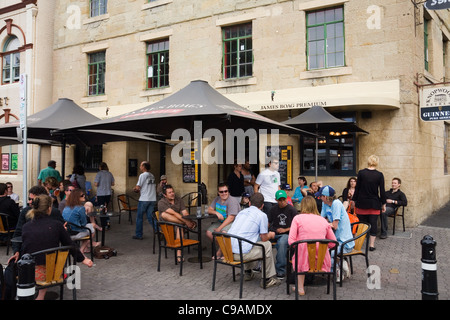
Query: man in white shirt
228 192 280 288
132 161 157 240
254 156 281 215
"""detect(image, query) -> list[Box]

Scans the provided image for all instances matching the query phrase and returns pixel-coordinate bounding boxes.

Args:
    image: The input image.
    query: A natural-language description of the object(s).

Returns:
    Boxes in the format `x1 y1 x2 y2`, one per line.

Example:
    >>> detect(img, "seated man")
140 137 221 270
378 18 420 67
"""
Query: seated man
380 177 407 239
157 184 196 261
268 190 298 279
316 185 354 281
206 183 241 258
0 182 20 234
227 192 281 288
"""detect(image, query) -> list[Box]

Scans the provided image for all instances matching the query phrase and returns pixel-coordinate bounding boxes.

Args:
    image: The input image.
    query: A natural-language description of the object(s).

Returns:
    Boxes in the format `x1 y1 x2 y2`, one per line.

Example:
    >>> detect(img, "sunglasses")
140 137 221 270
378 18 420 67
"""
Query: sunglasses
218 190 229 194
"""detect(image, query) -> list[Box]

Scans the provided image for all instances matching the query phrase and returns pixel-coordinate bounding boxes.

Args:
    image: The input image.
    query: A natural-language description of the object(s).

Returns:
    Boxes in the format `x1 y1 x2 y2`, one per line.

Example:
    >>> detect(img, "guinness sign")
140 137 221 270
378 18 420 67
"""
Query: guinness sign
424 0 450 10
421 86 450 121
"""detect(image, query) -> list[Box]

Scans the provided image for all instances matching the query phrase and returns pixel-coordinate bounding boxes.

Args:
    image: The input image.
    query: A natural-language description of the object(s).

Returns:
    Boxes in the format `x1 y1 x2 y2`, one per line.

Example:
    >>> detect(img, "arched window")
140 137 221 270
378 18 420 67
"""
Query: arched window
2 36 20 84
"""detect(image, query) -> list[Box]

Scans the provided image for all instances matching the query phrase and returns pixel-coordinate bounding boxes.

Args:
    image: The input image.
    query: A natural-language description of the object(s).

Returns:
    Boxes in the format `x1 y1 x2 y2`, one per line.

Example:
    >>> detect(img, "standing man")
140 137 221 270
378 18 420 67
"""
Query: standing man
254 156 281 215
38 160 62 186
380 177 408 239
132 161 157 240
268 189 298 279
94 162 115 209
228 192 281 288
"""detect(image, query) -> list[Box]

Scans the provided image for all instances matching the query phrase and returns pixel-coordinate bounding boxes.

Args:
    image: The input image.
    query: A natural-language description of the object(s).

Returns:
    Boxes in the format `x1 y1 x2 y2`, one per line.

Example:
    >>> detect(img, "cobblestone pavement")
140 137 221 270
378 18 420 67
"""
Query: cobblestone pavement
1 212 449 302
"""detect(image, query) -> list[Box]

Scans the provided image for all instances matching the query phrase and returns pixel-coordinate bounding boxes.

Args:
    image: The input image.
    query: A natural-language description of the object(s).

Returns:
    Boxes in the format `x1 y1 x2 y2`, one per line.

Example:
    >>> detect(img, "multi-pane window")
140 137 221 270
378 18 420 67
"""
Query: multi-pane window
301 113 356 176
147 39 169 89
88 51 106 96
222 23 253 79
90 0 107 17
307 6 345 70
424 18 429 71
2 36 20 85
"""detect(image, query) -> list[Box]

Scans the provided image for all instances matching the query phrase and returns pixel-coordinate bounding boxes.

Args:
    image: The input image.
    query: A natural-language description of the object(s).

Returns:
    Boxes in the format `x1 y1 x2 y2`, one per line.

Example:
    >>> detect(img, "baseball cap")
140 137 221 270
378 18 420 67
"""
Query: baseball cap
275 190 287 200
315 185 336 197
160 175 167 180
241 192 250 198
281 183 291 190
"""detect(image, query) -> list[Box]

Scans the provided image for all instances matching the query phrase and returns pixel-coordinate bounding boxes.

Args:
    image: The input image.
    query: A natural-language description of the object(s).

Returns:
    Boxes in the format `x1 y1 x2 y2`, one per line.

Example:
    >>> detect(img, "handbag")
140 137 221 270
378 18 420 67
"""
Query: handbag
347 200 359 234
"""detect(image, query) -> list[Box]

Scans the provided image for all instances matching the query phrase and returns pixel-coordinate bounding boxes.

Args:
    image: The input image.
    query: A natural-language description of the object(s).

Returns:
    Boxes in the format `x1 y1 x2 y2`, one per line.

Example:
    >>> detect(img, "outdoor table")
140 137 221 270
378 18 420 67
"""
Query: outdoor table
184 213 214 268
92 210 120 246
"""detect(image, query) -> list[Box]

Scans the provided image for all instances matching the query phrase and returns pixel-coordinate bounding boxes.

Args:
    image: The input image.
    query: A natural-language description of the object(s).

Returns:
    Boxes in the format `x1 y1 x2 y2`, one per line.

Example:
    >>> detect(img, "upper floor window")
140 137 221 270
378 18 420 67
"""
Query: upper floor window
88 51 106 96
2 36 20 85
306 6 344 70
147 39 169 89
424 18 429 71
90 0 107 17
222 23 253 79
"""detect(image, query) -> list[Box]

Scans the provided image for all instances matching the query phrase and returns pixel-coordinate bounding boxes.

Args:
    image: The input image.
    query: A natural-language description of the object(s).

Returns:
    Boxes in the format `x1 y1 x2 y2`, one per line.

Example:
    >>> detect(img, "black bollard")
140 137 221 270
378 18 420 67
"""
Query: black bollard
421 235 438 300
17 254 36 300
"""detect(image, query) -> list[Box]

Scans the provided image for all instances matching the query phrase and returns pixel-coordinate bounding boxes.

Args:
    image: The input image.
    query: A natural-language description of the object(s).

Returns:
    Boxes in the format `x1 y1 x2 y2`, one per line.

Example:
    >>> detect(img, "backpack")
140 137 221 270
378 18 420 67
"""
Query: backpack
71 174 81 189
94 246 117 260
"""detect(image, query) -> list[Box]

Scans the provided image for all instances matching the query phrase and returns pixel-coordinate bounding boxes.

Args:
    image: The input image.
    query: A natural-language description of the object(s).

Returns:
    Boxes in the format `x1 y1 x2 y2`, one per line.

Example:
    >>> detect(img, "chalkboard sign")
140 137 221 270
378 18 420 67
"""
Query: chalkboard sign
182 149 198 183
266 145 293 187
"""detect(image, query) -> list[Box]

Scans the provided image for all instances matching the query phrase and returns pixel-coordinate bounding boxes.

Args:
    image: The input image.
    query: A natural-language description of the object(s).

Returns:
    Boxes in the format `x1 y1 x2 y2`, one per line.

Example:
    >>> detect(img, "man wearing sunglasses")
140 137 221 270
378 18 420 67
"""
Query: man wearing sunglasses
205 183 241 258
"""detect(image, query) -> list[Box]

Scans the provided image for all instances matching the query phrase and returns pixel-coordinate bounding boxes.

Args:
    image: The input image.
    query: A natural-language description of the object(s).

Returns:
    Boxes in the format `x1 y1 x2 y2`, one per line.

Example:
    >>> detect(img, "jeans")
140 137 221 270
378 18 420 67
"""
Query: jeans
273 234 289 275
135 201 156 238
380 206 396 236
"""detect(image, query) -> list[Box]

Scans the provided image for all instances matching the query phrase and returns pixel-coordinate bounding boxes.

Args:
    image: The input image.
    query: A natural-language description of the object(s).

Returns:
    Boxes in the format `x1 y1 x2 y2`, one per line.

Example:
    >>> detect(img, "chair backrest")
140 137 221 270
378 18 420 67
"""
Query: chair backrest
0 215 5 232
352 222 370 251
158 222 179 247
118 194 130 210
214 234 234 263
154 211 160 221
291 239 339 273
31 246 75 285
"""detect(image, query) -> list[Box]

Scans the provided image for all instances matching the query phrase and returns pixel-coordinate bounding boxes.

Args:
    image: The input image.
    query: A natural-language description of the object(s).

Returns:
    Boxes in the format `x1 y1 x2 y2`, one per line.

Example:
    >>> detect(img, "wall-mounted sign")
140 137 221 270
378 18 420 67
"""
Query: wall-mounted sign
420 86 450 121
424 0 450 10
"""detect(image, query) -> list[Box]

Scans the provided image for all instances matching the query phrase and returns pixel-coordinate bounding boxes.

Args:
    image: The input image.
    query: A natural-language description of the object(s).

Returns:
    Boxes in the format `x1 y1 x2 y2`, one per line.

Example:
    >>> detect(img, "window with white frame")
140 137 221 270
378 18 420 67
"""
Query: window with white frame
90 0 107 17
2 36 20 85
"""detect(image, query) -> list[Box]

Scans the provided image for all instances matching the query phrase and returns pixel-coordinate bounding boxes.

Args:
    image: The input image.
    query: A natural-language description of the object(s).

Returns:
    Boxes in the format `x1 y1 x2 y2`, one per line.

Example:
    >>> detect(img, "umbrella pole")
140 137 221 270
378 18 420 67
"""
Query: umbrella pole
315 125 318 181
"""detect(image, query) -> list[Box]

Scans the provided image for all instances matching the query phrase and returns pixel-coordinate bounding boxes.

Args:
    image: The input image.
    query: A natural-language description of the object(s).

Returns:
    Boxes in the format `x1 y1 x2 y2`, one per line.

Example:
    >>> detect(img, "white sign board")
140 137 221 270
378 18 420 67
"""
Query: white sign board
420 86 450 121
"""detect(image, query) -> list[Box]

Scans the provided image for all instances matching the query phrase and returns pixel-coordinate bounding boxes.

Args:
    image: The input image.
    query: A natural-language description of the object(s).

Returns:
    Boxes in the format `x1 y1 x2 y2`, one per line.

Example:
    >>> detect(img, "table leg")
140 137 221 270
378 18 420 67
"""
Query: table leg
100 217 107 246
198 217 203 269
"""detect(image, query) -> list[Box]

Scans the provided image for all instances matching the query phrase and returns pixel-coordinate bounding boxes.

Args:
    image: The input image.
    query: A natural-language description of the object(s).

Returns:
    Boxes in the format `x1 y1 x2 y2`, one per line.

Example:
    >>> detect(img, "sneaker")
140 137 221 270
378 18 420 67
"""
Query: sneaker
244 270 254 281
261 277 281 288
132 236 143 240
336 266 341 283
342 260 350 279
252 265 261 273
276 273 285 280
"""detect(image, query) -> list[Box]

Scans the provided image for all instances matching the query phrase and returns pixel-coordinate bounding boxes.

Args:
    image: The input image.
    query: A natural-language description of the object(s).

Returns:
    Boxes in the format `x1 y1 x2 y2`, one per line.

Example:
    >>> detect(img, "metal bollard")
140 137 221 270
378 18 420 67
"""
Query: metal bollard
17 254 36 300
421 235 438 300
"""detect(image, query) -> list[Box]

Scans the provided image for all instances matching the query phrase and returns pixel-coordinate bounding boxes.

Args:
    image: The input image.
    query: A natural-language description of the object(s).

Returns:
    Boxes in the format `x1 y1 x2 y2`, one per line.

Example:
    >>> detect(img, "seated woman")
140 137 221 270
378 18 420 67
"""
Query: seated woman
21 194 93 300
62 188 100 255
288 196 337 296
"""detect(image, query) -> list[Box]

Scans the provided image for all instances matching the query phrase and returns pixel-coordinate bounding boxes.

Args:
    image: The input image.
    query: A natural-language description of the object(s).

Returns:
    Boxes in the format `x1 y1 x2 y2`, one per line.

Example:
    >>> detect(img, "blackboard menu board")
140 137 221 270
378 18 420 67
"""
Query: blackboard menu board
266 145 293 187
182 149 198 183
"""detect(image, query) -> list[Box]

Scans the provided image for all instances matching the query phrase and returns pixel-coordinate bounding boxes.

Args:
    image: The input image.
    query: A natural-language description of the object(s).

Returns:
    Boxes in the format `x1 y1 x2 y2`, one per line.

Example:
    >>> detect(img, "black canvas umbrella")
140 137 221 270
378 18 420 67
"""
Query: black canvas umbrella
60 80 318 202
0 98 168 177
283 105 368 180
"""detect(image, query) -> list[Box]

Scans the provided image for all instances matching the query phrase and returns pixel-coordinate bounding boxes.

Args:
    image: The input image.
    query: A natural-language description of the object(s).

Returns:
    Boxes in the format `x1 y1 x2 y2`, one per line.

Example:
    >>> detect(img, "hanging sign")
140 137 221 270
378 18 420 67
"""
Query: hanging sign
424 0 450 10
420 86 450 121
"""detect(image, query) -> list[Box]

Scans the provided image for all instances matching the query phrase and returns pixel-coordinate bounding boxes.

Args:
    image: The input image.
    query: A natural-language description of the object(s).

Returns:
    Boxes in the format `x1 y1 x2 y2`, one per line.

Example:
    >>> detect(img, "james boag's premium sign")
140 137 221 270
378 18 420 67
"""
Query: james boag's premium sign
420 86 450 121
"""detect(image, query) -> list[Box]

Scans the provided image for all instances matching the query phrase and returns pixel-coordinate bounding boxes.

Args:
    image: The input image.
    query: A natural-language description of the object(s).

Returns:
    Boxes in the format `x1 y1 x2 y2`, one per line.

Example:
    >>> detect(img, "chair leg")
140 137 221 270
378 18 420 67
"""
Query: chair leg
392 214 396 235
402 213 405 232
239 265 244 299
212 262 217 292
157 247 162 272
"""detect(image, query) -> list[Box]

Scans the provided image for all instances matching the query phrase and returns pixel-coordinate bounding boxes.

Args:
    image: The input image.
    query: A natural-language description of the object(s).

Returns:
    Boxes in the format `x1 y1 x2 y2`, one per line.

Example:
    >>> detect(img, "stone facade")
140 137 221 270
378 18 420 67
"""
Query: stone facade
48 0 450 225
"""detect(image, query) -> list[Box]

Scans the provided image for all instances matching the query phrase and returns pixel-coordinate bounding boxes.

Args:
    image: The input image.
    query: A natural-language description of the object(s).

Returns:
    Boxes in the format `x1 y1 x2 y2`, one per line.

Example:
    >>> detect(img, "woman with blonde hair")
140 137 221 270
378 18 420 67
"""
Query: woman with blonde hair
288 196 336 295
353 155 386 251
21 194 93 300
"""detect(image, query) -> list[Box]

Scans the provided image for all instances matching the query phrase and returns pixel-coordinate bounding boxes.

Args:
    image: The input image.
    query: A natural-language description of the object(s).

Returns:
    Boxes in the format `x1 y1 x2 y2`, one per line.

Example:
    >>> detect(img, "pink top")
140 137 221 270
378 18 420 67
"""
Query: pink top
288 214 337 272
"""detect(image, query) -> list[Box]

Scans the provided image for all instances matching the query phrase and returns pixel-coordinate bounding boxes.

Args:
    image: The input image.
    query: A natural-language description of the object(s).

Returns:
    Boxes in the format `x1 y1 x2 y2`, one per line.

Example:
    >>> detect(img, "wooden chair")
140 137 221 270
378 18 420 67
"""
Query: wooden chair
0 213 15 256
211 231 267 299
117 194 138 224
389 205 405 235
338 221 370 286
30 245 78 300
67 222 94 262
156 220 200 276
286 238 339 300
181 192 200 215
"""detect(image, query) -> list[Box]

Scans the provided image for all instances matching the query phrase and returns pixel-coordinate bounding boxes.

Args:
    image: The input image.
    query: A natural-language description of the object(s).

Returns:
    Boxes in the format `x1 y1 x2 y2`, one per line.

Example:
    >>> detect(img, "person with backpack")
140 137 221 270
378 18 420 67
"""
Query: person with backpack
70 165 86 192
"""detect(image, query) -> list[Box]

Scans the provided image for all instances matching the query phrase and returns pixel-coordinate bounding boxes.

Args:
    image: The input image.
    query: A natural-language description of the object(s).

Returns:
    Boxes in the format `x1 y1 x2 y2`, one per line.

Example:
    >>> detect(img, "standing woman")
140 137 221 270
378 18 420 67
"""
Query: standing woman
21 194 93 300
94 162 115 209
353 155 386 251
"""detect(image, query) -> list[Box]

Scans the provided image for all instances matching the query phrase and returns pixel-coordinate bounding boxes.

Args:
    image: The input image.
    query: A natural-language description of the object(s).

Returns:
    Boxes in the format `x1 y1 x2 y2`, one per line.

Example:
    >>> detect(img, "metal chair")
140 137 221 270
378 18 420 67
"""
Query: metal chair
117 194 138 224
0 213 16 256
389 206 405 235
286 238 339 300
338 221 370 286
211 231 267 299
181 192 200 215
67 222 94 261
156 220 200 276
31 245 78 300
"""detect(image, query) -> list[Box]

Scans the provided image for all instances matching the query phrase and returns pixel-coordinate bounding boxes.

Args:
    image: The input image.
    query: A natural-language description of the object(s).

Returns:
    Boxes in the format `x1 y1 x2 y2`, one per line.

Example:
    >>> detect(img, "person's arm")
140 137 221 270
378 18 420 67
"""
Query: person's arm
215 215 235 232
